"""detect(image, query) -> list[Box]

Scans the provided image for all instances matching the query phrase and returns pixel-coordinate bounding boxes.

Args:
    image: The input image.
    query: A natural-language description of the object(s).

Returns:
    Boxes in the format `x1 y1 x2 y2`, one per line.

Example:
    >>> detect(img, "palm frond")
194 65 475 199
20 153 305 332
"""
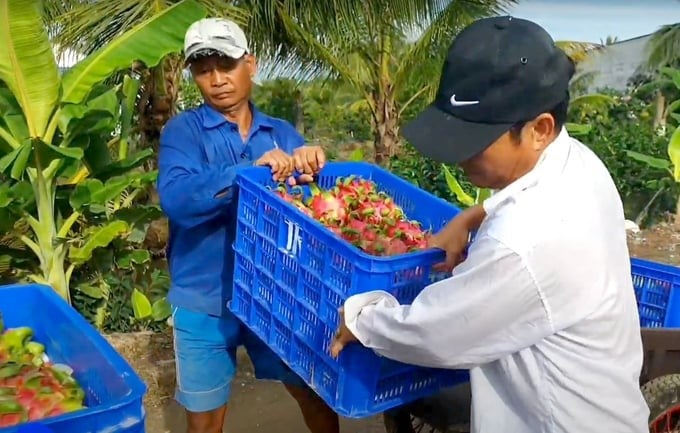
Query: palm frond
261 9 372 100
647 23 680 69
259 1 515 91
48 0 246 59
395 0 517 100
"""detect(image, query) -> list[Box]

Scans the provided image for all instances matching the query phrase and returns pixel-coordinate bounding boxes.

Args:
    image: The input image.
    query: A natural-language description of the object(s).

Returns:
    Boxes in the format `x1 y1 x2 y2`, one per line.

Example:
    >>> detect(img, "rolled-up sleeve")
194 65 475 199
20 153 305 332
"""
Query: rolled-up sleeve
344 235 554 369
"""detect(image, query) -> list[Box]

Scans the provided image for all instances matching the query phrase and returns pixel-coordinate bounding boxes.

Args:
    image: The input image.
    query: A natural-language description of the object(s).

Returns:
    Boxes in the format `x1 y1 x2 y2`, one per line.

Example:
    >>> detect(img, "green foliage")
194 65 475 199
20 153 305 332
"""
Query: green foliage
178 75 375 145
646 23 680 69
388 142 475 208
251 78 300 126
389 87 677 224
574 90 677 224
71 245 170 333
0 0 201 301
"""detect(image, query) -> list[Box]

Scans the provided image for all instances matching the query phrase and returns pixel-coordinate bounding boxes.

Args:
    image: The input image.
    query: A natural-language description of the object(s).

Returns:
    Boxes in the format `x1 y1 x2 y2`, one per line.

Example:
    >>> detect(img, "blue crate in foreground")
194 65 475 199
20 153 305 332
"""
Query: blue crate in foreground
231 161 469 418
0 284 146 433
631 257 680 328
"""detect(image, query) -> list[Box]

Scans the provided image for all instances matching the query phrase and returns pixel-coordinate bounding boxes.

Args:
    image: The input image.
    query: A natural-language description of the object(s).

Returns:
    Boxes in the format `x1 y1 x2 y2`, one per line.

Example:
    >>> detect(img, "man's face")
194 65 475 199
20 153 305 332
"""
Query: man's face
459 114 556 190
189 53 256 112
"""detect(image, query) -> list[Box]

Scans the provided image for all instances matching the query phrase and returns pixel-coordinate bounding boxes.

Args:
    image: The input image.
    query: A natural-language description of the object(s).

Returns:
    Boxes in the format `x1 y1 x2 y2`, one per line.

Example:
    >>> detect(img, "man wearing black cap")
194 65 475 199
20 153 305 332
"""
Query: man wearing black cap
331 16 649 433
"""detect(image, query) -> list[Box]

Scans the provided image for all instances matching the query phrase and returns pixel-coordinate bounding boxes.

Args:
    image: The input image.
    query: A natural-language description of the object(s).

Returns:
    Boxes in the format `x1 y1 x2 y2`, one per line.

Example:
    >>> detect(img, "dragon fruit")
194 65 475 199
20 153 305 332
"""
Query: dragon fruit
305 183 348 225
269 176 431 257
0 326 85 428
334 176 376 203
273 185 312 217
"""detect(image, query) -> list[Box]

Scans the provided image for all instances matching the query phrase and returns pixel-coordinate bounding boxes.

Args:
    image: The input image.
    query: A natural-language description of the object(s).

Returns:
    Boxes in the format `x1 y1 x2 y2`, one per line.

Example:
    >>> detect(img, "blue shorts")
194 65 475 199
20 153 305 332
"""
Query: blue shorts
171 306 306 413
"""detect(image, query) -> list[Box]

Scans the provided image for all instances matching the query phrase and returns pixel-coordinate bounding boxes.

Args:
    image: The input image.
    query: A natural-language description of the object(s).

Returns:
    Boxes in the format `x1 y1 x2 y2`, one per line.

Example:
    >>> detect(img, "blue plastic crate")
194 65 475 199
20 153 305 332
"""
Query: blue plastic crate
631 257 680 328
231 161 469 418
0 284 146 433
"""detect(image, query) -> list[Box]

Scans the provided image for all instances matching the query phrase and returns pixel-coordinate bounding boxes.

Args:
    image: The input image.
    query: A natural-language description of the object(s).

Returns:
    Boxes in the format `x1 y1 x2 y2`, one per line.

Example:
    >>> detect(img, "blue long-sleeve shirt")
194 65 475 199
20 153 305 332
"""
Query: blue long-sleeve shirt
157 103 304 316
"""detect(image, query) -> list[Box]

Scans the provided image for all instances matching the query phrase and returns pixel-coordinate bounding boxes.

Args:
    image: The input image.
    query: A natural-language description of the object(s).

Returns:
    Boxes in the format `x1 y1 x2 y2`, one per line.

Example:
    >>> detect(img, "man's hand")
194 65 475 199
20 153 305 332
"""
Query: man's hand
428 223 470 273
429 204 487 272
289 146 326 185
255 149 295 182
330 308 358 359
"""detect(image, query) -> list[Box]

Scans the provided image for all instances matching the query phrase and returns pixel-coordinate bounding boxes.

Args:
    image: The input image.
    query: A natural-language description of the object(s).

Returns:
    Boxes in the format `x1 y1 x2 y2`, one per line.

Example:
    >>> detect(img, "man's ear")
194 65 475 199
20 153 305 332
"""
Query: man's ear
528 113 556 151
245 54 258 78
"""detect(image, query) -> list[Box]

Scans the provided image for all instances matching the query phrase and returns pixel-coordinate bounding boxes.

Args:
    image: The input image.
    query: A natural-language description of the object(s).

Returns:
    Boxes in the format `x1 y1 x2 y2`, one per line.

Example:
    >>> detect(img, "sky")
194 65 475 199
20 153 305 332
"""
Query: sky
506 0 680 44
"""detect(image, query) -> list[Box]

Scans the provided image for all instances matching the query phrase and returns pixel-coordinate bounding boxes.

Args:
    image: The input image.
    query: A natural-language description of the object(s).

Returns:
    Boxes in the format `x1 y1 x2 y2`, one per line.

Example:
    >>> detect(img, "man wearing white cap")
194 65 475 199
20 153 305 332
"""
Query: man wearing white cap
157 18 338 433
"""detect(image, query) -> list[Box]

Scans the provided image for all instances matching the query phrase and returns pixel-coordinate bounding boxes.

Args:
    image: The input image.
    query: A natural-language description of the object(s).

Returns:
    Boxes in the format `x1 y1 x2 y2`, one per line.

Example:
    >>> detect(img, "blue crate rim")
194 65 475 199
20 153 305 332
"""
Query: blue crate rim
239 176 444 263
236 166 454 263
0 283 147 420
238 161 458 218
631 256 680 278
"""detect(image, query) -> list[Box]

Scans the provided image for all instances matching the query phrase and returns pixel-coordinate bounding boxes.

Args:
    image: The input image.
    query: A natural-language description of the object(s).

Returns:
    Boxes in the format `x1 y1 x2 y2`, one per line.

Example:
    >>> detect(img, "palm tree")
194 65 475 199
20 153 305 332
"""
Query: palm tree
647 23 680 69
260 1 518 163
48 1 518 165
600 35 619 46
645 22 680 129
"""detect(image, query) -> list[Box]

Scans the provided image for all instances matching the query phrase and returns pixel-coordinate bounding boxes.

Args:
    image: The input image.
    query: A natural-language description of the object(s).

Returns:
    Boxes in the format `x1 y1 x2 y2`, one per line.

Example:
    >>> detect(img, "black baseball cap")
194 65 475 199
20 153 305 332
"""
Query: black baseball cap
402 16 575 164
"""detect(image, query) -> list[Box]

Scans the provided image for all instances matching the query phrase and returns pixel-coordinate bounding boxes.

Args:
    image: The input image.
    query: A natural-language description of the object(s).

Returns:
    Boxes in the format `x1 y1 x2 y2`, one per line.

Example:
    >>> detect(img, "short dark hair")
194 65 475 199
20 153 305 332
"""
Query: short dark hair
508 95 570 141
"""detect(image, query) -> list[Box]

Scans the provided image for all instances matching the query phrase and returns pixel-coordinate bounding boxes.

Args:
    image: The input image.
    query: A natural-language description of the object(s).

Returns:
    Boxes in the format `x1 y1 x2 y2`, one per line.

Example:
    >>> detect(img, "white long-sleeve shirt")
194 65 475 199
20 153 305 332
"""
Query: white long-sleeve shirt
344 128 649 433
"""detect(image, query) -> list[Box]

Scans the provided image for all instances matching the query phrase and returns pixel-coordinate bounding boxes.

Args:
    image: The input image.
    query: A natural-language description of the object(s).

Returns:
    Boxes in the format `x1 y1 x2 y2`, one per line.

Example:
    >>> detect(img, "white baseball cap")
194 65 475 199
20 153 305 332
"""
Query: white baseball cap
183 18 250 62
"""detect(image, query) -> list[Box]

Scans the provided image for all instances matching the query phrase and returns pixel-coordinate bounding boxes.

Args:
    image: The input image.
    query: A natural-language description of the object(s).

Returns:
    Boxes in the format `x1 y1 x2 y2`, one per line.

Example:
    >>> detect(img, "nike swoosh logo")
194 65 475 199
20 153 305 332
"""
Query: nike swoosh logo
450 94 480 107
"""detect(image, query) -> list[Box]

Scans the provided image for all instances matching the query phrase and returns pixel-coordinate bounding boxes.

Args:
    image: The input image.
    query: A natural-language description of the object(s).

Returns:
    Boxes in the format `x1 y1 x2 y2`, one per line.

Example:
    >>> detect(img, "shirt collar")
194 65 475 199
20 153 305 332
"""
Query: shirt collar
199 102 274 130
483 127 571 216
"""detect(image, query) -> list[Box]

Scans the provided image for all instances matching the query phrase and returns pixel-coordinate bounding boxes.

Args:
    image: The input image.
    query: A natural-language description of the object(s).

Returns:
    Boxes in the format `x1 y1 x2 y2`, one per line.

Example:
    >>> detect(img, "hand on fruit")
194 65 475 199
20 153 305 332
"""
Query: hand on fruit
289 146 326 185
255 149 295 182
330 308 358 358
428 204 486 272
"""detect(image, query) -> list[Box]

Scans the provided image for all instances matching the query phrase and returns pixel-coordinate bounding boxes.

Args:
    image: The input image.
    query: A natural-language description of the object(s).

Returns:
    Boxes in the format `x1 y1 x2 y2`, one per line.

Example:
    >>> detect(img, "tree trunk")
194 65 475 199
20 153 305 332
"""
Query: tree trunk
137 54 183 210
138 54 183 171
653 91 666 131
137 55 183 252
372 90 399 165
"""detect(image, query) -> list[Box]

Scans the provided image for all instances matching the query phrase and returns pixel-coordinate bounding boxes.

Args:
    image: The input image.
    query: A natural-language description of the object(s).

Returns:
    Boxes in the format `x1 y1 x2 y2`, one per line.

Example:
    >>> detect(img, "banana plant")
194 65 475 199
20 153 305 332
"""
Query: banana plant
441 165 490 208
626 67 680 223
0 0 207 302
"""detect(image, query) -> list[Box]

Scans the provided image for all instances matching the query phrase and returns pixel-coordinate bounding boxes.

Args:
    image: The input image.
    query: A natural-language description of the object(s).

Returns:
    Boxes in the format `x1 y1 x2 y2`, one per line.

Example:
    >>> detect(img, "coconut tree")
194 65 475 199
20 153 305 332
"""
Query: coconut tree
648 23 680 69
265 1 520 163
48 1 519 165
644 22 680 129
45 0 381 160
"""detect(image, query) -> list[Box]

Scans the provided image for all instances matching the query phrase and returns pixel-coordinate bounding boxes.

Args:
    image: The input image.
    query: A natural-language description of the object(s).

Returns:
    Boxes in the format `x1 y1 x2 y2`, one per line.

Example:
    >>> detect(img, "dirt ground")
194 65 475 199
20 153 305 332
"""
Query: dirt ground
105 332 386 433
627 220 680 266
104 221 680 433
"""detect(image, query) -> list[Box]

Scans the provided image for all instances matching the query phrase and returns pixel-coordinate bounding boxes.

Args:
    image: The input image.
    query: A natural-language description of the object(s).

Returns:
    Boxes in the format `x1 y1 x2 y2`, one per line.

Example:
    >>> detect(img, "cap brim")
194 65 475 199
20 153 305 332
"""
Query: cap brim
402 104 513 164
185 44 247 63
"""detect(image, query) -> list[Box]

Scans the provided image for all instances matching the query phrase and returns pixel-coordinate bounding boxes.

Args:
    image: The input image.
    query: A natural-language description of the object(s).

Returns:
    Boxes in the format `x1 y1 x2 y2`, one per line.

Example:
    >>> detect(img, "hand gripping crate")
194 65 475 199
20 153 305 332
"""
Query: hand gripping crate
230 161 470 418
0 284 146 433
